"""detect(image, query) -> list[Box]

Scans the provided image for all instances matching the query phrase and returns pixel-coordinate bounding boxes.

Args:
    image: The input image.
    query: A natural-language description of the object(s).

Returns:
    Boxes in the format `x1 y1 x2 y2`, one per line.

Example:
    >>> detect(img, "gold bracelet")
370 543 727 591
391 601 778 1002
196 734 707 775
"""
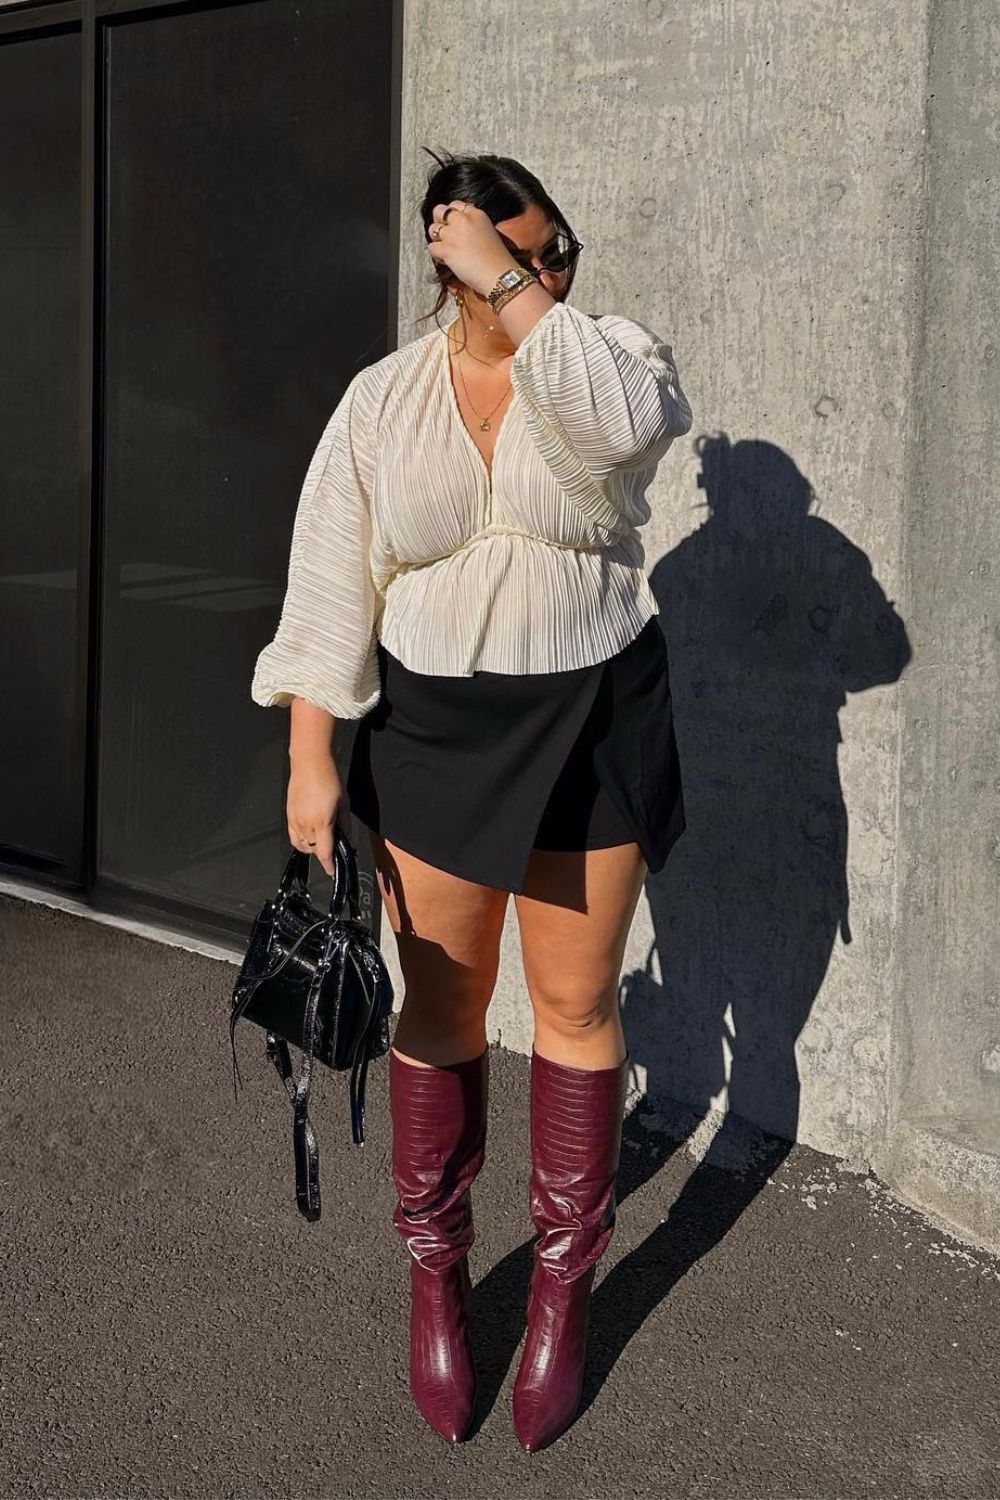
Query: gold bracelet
492 279 535 315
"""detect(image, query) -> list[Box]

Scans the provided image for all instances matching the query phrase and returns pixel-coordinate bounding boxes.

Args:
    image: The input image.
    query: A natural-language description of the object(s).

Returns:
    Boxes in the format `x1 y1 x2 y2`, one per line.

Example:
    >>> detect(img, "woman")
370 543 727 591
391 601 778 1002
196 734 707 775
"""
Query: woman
251 150 692 1451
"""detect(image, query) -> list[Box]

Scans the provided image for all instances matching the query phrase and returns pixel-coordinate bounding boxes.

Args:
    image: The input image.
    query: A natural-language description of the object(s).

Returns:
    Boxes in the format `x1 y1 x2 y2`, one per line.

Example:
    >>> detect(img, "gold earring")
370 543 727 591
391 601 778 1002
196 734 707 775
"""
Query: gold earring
454 288 465 307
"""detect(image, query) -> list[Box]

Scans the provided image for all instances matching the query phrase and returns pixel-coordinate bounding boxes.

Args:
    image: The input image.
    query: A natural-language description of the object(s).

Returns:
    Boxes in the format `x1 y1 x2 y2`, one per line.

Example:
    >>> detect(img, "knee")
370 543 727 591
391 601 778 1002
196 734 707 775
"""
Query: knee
402 979 494 1028
393 979 494 1067
398 969 497 1036
528 982 619 1038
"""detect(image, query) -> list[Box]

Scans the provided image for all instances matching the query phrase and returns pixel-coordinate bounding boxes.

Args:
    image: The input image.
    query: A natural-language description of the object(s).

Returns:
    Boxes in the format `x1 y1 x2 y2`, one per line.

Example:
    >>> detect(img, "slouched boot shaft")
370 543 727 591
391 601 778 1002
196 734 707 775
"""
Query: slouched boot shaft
512 1048 629 1452
389 1046 489 1444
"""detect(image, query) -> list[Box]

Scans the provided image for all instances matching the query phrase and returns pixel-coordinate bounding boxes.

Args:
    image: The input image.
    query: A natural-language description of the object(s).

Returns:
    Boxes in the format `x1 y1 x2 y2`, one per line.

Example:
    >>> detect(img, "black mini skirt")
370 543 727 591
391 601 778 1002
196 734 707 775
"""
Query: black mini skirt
346 614 686 894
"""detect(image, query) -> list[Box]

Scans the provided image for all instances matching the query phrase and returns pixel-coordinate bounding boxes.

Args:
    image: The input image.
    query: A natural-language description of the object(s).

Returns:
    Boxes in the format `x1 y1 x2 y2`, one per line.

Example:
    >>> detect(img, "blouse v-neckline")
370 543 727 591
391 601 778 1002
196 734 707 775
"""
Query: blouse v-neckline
438 321 517 486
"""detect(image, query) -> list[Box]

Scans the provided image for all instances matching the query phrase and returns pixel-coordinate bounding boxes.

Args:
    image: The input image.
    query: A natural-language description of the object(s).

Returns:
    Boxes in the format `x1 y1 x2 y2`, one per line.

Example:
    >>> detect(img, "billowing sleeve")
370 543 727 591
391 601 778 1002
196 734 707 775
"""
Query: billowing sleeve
509 300 693 539
250 370 382 720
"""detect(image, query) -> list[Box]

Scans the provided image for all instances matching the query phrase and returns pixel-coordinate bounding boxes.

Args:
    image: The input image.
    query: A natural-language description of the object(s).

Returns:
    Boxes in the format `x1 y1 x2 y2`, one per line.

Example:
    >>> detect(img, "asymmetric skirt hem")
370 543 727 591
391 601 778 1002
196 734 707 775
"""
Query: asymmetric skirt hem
346 616 685 895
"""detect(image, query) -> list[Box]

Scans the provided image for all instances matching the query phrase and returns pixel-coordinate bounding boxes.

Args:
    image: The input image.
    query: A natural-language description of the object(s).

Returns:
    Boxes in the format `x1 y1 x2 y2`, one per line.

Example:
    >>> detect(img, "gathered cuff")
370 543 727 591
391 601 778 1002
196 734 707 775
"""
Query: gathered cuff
250 664 381 721
510 296 569 362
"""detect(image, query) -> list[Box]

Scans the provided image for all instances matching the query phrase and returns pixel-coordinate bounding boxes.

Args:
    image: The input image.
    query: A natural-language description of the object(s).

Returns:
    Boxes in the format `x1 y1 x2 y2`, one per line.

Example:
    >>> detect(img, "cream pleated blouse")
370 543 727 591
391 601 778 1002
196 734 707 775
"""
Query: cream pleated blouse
250 299 692 720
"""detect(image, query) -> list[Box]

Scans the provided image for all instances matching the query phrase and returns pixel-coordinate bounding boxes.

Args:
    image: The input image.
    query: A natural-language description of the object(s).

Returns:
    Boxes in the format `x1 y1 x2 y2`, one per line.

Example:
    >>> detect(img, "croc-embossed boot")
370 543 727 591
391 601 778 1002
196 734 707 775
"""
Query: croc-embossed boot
389 1045 488 1444
512 1048 628 1452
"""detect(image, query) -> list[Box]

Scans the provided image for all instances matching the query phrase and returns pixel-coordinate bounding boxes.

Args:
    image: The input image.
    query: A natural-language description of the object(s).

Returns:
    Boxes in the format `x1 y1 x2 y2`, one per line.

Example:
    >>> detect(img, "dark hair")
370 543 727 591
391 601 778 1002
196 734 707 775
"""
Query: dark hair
416 148 580 327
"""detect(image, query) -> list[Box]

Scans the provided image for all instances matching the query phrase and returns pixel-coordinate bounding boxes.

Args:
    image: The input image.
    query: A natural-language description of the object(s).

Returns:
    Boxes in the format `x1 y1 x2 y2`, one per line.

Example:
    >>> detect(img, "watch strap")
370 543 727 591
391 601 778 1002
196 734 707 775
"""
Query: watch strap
486 265 536 312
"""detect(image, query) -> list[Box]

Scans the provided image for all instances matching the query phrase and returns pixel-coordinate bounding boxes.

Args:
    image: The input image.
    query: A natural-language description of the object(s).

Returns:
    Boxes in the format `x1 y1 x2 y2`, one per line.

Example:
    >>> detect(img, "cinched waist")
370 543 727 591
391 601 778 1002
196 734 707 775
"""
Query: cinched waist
471 523 604 551
392 525 607 579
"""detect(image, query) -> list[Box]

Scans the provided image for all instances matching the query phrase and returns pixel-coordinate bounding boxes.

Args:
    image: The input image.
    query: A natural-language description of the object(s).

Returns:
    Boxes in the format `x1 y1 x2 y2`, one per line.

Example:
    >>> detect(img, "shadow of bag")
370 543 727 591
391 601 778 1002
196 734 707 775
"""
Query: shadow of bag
228 828 394 1221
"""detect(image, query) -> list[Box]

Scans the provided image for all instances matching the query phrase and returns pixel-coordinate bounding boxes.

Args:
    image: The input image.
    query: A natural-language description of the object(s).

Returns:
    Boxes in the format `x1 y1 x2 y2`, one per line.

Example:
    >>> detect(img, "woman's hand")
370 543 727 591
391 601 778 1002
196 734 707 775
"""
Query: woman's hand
426 200 520 298
287 751 349 879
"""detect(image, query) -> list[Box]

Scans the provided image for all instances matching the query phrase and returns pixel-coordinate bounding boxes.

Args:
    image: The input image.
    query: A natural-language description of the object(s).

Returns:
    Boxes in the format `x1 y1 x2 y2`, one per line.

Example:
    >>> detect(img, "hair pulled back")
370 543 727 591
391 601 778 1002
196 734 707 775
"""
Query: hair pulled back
416 148 580 327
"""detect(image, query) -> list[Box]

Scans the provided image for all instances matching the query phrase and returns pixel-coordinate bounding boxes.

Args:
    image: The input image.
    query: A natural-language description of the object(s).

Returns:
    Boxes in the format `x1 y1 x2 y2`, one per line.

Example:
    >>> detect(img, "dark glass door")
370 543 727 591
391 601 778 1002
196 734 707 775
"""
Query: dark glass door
0 30 82 882
98 0 395 932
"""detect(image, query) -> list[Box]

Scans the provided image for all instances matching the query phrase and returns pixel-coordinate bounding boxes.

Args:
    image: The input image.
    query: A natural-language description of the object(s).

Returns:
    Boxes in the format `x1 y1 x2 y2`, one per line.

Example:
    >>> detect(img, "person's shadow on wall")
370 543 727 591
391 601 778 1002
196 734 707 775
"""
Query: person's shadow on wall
629 429 912 1144
472 431 912 1426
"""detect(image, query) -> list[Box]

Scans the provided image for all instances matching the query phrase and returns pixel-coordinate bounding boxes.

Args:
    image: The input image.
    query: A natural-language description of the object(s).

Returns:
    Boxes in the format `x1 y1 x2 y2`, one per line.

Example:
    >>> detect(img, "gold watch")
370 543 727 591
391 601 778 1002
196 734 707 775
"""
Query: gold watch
486 265 536 313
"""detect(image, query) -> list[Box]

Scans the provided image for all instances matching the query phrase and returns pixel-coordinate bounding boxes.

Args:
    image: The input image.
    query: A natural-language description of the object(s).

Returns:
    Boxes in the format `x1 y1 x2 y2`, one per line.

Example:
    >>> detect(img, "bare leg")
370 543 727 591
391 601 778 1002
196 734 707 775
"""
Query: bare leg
514 841 648 1070
368 832 510 1067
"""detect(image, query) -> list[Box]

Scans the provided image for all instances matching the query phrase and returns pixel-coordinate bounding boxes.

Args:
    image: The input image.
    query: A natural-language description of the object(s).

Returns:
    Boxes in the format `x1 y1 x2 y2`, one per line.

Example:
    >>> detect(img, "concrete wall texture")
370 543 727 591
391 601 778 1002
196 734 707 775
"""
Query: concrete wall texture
883 0 1000 1248
394 0 999 1251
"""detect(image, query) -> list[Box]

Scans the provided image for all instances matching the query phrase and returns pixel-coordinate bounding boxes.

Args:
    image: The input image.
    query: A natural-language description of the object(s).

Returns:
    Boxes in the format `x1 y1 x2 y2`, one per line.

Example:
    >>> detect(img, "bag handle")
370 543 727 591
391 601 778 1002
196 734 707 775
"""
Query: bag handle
278 826 361 924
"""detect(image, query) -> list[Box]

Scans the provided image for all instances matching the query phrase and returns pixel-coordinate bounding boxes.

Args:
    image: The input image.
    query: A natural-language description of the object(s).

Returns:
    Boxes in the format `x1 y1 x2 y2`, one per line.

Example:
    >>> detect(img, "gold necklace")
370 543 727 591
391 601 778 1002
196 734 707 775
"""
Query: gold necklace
453 350 512 432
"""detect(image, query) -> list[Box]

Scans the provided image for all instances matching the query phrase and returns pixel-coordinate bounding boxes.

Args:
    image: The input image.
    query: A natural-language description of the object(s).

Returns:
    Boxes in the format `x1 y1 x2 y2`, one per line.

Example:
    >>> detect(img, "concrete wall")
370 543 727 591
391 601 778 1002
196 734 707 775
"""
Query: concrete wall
394 0 999 1250
879 0 1000 1246
397 0 925 1146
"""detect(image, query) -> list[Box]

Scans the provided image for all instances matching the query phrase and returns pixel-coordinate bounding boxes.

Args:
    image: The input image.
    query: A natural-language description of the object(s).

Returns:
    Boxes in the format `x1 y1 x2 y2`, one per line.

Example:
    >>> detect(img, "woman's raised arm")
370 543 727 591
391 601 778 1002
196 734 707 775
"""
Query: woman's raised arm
508 299 692 477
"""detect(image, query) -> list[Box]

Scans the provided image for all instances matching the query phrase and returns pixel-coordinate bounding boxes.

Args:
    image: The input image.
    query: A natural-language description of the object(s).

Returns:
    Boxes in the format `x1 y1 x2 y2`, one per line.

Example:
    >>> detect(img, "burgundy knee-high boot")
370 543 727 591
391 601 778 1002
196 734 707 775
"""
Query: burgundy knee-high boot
512 1047 629 1452
389 1046 489 1444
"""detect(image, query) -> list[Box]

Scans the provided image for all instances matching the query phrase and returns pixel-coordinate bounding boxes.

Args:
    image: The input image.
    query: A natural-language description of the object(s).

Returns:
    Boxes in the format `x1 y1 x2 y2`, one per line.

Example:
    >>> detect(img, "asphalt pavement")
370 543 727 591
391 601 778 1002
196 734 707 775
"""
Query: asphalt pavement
2 893 998 1500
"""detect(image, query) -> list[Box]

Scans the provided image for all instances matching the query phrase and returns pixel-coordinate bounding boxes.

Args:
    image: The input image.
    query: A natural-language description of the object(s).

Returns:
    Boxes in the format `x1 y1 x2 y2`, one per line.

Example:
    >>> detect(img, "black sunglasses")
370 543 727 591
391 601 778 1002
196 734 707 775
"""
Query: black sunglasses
502 234 584 278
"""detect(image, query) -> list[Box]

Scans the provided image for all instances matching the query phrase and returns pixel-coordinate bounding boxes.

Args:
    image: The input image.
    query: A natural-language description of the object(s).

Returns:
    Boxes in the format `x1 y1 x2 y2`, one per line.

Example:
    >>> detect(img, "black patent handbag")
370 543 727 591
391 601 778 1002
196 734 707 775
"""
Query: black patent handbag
228 827 394 1221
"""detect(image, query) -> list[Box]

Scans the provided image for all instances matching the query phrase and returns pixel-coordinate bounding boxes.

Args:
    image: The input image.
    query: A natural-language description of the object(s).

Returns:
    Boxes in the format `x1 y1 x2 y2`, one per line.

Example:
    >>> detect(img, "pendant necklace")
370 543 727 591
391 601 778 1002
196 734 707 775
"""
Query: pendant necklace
453 348 512 432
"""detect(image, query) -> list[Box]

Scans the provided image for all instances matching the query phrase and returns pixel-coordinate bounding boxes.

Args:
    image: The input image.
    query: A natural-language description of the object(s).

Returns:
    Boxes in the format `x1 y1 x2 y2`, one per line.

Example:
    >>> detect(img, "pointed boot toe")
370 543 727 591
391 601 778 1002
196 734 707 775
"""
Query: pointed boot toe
512 1272 593 1452
410 1260 478 1443
513 1395 570 1454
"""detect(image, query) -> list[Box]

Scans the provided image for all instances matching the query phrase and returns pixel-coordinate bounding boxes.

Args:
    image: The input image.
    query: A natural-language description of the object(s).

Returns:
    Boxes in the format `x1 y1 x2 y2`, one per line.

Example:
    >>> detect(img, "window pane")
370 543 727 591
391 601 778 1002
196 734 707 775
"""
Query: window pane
0 31 82 879
99 0 394 923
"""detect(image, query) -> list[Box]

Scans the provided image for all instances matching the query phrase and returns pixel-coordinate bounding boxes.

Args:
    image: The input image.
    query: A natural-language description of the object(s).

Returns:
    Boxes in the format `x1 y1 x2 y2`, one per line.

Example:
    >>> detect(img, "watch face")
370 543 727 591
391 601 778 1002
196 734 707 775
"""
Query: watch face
500 269 522 289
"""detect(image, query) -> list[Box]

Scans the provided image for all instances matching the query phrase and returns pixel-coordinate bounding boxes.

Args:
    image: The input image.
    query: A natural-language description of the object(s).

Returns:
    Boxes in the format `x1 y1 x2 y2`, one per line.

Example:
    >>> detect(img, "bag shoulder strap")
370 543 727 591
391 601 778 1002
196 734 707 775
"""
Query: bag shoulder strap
263 920 336 1221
